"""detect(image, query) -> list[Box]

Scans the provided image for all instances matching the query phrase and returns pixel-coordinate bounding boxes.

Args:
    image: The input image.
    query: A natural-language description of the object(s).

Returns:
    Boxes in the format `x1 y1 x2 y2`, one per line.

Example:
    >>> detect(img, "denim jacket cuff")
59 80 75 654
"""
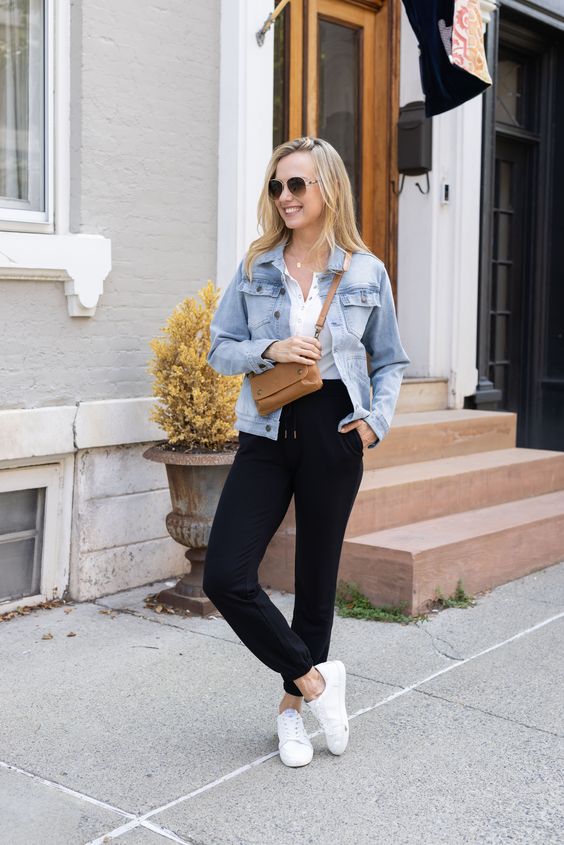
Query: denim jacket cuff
247 340 278 374
364 411 390 448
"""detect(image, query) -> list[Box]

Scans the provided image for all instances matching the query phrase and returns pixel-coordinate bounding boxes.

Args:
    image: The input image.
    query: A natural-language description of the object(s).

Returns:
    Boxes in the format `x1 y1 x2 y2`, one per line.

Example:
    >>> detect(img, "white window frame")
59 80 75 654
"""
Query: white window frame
0 0 111 315
0 0 55 229
0 459 73 614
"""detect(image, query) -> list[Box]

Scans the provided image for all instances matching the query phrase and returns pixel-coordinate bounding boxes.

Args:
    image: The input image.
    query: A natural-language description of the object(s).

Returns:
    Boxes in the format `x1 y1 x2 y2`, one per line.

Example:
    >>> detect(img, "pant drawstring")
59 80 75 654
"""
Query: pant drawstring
284 403 297 439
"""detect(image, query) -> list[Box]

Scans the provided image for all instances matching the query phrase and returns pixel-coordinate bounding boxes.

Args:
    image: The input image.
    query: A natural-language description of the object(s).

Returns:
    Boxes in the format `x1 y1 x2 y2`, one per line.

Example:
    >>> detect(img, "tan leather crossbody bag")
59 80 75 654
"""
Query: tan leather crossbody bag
249 251 352 416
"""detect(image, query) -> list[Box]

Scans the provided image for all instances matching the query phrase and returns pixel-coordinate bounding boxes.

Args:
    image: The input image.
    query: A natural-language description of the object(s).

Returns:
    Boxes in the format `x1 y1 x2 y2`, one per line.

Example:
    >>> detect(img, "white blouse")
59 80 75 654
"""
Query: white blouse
283 262 341 379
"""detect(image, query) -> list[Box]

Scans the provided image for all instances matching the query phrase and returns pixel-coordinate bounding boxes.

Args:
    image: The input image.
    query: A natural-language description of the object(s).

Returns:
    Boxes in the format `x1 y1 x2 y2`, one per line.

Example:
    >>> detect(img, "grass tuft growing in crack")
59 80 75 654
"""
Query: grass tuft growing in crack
335 581 426 624
431 579 476 609
335 579 477 623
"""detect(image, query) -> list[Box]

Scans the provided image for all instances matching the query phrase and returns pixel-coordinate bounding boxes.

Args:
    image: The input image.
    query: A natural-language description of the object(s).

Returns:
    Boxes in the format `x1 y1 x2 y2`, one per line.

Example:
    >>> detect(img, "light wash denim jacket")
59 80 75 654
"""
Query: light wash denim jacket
207 241 410 448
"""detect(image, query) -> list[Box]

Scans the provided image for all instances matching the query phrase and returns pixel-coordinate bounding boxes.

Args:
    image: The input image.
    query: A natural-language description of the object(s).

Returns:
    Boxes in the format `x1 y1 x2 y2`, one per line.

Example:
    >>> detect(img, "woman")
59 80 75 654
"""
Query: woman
204 137 409 768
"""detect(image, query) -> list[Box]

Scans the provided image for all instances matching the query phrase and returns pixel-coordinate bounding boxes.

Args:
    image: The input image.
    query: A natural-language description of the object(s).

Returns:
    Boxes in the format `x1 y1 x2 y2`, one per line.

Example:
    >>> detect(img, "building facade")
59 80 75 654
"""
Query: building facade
0 0 562 612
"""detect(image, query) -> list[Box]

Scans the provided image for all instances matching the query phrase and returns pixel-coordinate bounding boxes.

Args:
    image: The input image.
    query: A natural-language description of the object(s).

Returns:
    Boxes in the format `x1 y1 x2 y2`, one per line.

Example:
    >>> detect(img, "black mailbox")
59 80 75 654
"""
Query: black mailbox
398 100 432 176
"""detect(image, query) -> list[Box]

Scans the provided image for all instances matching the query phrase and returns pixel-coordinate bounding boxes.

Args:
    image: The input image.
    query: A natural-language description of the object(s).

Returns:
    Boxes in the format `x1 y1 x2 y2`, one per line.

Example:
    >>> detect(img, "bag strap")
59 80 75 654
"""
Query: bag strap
314 250 352 340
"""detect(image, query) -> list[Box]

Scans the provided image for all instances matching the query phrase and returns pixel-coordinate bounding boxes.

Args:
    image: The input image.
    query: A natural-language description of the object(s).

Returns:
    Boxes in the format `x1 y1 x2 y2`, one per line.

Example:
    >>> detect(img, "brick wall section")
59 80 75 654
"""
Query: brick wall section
0 0 220 410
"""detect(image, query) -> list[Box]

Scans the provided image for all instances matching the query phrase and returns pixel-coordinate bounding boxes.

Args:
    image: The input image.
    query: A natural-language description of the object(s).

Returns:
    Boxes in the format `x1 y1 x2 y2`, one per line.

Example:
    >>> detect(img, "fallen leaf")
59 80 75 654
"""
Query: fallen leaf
42 632 54 640
66 632 77 637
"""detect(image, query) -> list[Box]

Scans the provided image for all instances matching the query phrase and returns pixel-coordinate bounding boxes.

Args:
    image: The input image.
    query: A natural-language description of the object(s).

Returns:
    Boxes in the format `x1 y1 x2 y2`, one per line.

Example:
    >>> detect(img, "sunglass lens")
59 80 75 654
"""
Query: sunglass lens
268 179 283 199
287 177 307 197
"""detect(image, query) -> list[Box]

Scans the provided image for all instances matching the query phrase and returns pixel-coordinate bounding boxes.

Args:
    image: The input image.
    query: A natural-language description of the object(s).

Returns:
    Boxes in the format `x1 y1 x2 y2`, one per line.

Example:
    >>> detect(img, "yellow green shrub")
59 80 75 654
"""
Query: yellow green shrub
148 281 242 450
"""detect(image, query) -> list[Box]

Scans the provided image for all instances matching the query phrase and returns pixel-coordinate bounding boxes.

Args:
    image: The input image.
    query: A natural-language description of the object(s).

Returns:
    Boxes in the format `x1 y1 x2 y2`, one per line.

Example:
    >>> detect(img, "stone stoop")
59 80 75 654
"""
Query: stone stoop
342 492 564 615
395 377 448 414
363 409 517 469
259 409 564 614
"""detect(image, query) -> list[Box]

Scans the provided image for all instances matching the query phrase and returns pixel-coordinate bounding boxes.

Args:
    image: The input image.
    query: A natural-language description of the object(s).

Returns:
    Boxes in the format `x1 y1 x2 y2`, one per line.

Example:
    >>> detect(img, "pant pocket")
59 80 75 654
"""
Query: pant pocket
342 427 363 457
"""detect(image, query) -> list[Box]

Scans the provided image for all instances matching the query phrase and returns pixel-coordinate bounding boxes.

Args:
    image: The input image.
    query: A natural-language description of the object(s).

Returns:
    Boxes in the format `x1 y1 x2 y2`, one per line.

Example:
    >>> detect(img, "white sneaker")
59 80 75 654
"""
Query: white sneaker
305 660 349 755
276 708 314 767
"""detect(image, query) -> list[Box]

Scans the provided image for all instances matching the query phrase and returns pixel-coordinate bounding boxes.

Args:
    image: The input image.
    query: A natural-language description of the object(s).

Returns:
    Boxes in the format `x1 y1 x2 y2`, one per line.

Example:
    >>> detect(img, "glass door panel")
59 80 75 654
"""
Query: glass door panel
318 18 361 221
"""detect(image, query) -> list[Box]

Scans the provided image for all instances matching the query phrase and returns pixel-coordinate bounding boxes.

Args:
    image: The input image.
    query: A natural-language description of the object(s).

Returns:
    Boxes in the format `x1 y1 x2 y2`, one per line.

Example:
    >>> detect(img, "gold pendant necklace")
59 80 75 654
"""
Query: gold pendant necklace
288 252 307 269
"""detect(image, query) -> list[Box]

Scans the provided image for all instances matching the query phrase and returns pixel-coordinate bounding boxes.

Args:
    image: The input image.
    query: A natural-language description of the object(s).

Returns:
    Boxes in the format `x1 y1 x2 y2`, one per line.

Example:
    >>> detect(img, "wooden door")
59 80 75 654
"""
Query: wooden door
274 0 400 285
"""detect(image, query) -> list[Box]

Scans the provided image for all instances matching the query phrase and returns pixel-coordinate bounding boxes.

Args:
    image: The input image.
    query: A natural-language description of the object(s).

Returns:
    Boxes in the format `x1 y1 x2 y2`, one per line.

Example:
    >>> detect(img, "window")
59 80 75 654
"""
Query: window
0 487 45 602
0 462 69 611
0 0 49 223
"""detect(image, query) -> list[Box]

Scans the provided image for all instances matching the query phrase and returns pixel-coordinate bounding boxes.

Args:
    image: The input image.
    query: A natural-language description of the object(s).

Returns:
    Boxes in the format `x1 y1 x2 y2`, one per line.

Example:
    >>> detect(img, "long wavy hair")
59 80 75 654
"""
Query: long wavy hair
244 136 371 279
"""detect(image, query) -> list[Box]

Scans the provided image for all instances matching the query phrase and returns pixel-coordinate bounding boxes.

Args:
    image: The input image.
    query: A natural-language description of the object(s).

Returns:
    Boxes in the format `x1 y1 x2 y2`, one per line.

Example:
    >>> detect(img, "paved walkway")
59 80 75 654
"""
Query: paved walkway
1 563 563 845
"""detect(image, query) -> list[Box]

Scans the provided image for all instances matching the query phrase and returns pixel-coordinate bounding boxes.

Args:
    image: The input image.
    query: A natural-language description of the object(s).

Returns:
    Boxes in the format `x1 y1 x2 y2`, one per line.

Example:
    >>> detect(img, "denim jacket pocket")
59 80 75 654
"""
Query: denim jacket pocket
339 288 381 339
236 278 281 329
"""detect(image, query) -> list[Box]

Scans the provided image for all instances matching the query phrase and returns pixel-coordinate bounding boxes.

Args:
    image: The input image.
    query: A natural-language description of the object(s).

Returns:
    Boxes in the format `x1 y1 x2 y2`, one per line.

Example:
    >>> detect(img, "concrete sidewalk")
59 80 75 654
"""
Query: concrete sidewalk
1 563 563 845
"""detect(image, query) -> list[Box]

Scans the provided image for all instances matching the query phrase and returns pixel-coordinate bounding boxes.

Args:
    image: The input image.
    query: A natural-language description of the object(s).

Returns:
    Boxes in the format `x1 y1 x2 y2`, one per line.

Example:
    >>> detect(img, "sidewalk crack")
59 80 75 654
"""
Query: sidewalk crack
414 688 563 738
415 622 464 661
93 601 246 647
346 671 406 691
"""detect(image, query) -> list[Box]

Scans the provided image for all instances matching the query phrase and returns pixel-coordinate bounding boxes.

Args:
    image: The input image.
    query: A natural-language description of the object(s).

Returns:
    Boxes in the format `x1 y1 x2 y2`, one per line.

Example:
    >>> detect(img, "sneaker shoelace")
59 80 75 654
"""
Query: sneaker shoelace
278 709 310 745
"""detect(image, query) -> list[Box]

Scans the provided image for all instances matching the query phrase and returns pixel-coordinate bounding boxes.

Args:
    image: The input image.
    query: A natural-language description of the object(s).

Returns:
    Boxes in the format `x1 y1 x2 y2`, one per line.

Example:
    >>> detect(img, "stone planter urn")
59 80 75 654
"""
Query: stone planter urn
143 444 237 615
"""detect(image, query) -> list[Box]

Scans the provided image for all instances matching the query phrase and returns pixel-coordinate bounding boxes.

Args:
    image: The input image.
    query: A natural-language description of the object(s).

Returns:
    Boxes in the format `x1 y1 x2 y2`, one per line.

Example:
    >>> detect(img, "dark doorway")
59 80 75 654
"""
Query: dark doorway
489 135 531 440
471 12 564 451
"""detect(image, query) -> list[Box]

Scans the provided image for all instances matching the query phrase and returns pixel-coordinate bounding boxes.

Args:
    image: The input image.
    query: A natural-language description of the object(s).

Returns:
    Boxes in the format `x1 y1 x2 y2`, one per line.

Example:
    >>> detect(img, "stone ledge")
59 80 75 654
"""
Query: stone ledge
0 398 162 463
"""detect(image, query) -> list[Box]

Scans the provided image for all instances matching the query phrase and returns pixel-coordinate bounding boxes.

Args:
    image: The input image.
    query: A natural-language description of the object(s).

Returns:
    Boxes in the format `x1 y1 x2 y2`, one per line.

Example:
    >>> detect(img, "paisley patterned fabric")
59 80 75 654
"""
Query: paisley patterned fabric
451 0 492 84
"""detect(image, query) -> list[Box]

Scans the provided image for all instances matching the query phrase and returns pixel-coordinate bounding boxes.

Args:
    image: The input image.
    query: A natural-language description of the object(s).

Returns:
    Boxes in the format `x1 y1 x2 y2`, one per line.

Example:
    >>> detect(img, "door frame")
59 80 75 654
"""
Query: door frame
279 0 400 290
472 10 556 447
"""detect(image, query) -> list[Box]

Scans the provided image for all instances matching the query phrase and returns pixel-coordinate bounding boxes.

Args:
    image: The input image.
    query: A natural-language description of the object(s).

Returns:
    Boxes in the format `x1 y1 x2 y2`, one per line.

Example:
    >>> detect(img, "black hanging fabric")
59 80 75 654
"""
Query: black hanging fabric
401 0 492 117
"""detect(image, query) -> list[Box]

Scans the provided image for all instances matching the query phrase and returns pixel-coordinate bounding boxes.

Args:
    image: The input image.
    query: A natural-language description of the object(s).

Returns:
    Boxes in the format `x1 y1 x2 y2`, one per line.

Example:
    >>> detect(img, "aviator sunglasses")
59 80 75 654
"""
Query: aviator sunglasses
268 176 319 200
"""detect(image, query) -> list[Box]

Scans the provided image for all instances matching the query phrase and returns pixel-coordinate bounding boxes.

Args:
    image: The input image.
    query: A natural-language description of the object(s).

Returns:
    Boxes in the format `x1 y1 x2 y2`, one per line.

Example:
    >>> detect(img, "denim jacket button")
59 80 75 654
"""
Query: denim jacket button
258 363 267 369
280 288 286 295
274 311 280 319
265 425 272 432
256 285 263 292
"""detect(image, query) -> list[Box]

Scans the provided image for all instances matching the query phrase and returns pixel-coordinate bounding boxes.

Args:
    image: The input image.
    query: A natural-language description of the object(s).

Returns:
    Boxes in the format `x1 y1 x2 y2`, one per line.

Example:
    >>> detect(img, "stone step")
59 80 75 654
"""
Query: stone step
341 490 564 615
346 448 564 536
365 409 516 469
396 378 448 413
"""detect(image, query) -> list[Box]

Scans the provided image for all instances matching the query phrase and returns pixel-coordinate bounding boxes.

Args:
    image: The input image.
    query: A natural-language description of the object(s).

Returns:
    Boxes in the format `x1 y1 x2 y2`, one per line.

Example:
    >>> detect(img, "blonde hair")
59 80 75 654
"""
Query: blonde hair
244 136 371 278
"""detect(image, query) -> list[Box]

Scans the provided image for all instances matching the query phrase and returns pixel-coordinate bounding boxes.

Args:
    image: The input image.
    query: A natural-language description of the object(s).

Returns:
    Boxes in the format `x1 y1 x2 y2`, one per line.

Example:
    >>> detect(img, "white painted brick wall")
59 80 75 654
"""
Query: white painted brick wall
0 1 222 602
0 0 220 410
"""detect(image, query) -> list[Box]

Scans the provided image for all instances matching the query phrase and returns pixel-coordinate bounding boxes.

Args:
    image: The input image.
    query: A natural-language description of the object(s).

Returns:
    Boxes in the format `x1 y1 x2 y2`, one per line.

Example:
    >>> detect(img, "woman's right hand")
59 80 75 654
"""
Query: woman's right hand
263 336 322 365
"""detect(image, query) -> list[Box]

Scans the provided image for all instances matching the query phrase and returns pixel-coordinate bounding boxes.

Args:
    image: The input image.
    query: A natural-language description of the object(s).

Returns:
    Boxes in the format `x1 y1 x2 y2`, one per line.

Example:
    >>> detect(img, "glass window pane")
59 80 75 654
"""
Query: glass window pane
0 0 45 211
496 213 512 262
495 315 508 361
495 57 523 126
0 487 44 602
273 7 288 149
494 363 507 399
0 537 40 601
0 488 38 533
496 159 512 210
318 18 361 220
495 264 509 312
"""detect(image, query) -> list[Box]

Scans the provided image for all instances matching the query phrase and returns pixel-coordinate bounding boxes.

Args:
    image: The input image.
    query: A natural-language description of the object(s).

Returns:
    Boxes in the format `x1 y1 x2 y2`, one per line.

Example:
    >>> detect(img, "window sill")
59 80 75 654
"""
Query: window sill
0 232 111 316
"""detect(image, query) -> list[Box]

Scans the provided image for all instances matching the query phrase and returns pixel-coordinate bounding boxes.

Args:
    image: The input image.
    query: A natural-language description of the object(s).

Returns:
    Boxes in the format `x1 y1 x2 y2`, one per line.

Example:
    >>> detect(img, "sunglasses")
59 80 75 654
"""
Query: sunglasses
268 176 319 199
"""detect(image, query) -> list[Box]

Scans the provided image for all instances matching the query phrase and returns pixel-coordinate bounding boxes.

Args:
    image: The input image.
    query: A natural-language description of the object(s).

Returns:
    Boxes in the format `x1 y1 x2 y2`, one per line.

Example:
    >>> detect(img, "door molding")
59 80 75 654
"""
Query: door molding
277 0 400 288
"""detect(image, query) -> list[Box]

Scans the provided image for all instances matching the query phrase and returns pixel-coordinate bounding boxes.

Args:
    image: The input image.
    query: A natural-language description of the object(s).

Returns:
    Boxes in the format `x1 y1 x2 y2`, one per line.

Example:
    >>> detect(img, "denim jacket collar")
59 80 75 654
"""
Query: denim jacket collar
252 240 347 275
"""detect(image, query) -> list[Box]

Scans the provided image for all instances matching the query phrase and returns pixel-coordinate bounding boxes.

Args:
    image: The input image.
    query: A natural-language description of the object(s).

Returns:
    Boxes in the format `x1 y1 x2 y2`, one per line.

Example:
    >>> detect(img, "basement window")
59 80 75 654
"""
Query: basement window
0 487 45 602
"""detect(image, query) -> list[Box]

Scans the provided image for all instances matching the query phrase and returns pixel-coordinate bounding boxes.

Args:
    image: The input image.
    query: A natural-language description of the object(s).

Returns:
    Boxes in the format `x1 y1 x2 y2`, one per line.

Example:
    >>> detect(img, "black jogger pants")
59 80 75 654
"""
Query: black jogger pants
203 379 364 696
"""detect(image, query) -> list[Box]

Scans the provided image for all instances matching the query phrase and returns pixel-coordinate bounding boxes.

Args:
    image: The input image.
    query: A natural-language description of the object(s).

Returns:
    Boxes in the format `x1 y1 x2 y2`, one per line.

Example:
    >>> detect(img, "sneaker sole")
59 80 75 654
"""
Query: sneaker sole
320 659 348 755
279 747 314 767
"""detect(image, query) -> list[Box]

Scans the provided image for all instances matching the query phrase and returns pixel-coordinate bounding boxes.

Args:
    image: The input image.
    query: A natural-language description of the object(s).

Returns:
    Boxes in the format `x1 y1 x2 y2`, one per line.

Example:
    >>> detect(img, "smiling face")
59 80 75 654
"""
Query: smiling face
273 151 325 235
